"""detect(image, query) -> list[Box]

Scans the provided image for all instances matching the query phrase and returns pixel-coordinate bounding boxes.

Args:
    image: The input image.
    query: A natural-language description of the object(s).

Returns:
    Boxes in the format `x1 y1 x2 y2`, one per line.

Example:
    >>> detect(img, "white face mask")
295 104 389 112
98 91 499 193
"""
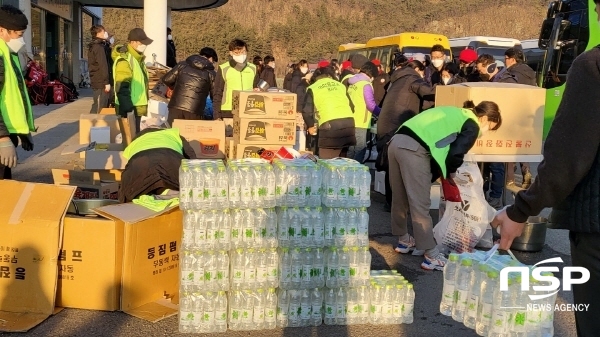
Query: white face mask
136 43 147 53
232 54 247 64
103 31 109 39
109 37 115 45
270 62 275 69
300 67 308 74
167 34 173 40
432 59 444 68
7 37 25 53
478 124 490 138
442 77 450 85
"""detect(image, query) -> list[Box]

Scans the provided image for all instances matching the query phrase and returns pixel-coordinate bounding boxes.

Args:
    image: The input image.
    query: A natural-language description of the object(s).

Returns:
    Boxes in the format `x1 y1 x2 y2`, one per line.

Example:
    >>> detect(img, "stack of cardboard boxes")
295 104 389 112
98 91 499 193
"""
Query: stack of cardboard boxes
228 91 298 159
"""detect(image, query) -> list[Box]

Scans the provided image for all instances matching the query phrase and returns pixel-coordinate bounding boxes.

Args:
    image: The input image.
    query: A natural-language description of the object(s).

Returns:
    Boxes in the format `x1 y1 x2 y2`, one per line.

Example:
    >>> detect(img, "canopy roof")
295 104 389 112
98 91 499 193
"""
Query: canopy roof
78 0 228 11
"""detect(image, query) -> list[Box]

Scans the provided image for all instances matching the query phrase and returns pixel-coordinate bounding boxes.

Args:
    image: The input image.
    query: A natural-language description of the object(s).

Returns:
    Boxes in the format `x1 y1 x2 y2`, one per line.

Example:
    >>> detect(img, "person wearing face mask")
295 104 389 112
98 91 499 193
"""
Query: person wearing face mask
388 100 502 270
260 55 277 88
166 27 177 68
440 62 465 85
347 61 381 161
424 44 447 86
282 63 294 91
288 60 308 93
456 49 480 83
0 5 35 180
476 54 516 84
377 55 435 212
112 28 153 133
213 39 260 120
88 25 113 114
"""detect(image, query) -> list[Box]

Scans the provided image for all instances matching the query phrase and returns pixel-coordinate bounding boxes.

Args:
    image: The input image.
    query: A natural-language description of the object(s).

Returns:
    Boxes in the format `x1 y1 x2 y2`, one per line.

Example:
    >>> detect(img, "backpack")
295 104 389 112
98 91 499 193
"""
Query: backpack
44 81 65 105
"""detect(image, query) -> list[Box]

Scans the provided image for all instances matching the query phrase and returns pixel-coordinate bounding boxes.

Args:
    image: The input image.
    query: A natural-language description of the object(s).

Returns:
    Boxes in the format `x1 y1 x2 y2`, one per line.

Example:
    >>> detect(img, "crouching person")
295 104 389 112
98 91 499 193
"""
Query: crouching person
119 126 197 203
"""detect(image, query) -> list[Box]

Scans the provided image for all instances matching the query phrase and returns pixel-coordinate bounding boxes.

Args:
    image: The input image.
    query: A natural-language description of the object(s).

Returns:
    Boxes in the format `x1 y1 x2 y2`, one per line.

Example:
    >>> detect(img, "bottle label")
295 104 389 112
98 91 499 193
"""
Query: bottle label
254 306 265 321
338 187 349 200
215 310 227 322
230 309 241 322
300 305 311 320
242 309 252 323
241 186 252 201
384 304 394 317
371 304 382 315
482 302 493 319
192 187 203 202
217 187 228 202
327 267 337 280
455 289 468 311
312 304 322 319
179 310 193 325
204 311 214 324
279 225 289 240
302 265 311 280
338 267 349 281
513 310 526 327
292 265 301 282
325 224 334 239
229 185 239 200
233 268 243 280
336 303 346 318
393 303 402 317
442 283 455 302
282 266 291 281
195 268 204 284
179 187 190 203
492 310 506 329
267 225 277 239
217 268 228 281
195 229 206 243
245 267 256 281
325 304 335 318
180 269 194 285
467 294 479 316
404 303 414 316
206 229 215 242
268 267 278 281
257 267 268 281
265 307 276 322
277 306 288 318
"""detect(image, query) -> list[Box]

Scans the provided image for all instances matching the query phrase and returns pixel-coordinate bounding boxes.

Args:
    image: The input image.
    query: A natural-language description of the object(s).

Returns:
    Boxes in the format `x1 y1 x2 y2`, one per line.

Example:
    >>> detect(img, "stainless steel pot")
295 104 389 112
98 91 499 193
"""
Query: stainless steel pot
510 216 548 252
67 199 120 216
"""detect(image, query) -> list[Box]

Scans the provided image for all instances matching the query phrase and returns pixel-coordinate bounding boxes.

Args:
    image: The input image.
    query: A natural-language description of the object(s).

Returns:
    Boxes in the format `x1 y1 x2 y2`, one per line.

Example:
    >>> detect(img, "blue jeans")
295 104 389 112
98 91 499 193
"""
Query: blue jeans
483 163 505 198
350 128 368 161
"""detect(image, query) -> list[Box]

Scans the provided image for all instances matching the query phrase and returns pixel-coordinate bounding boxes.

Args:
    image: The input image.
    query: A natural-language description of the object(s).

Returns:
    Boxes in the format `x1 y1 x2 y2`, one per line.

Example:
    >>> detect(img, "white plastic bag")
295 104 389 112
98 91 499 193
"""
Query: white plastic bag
433 161 494 253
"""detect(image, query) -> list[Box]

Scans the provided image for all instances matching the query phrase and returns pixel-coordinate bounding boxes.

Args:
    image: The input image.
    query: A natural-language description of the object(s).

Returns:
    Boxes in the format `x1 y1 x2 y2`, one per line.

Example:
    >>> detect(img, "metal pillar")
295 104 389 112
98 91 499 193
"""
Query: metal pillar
143 0 167 67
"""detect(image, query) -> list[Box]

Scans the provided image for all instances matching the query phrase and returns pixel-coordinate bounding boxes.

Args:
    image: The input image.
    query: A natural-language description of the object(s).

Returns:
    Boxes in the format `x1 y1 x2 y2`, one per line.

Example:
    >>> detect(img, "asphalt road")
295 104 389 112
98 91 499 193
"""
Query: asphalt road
0 95 577 337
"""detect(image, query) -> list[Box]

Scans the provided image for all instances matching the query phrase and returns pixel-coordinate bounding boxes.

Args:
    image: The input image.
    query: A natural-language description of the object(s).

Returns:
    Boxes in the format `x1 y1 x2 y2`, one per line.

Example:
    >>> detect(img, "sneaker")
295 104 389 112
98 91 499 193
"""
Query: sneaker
421 253 447 271
522 172 533 189
487 197 503 210
394 236 416 254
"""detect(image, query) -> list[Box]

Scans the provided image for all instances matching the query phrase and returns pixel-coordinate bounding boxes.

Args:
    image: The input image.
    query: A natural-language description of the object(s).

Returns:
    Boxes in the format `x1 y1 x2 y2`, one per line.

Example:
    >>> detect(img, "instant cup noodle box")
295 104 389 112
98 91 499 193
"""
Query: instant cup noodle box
435 82 545 155
57 202 183 320
233 117 296 145
172 119 226 159
229 144 281 159
0 181 76 332
231 90 297 119
51 169 119 200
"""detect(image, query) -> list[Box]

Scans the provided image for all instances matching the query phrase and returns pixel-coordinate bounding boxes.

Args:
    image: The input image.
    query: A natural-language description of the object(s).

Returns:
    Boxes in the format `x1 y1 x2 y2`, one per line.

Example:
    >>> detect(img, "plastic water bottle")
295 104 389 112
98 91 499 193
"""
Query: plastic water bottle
369 284 383 324
265 165 277 208
279 247 292 289
403 284 415 324
359 166 371 207
179 293 193 333
464 263 488 329
228 166 241 208
288 289 301 327
300 289 312 326
440 253 460 316
277 207 290 247
335 209 347 247
179 162 192 210
489 277 513 337
326 247 339 288
357 207 370 247
382 284 395 324
313 248 325 288
266 248 279 288
324 207 336 247
324 288 336 325
359 247 372 284
253 288 266 330
539 271 558 337
476 269 499 336
338 247 350 287
346 208 358 247
215 290 228 332
509 275 528 337
276 288 289 328
336 287 347 325
265 288 278 329
301 248 313 288
229 290 242 331
312 207 325 248
394 284 406 324
311 288 323 326
452 257 473 322
291 248 302 289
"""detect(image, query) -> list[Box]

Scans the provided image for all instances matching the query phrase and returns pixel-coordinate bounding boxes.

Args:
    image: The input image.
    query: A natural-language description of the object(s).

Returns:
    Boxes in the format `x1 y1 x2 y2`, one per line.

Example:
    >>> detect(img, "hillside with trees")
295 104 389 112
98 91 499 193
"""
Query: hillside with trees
101 0 547 76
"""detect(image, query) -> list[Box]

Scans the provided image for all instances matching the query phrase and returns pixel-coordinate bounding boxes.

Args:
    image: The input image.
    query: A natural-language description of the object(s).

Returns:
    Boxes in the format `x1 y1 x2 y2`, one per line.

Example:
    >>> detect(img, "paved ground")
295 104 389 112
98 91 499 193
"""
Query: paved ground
1 90 576 337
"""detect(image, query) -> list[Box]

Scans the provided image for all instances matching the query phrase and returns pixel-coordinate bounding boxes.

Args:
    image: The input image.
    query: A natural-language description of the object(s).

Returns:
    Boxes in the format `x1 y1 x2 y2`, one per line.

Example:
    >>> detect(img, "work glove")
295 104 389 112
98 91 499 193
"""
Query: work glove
18 133 34 151
104 84 111 93
0 138 17 168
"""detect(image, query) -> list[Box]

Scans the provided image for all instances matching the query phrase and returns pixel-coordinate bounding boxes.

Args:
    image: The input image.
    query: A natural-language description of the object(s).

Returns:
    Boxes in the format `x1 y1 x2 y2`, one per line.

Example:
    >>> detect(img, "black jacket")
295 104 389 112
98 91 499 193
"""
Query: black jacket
458 66 481 83
283 72 293 91
260 65 277 88
377 67 436 142
88 38 113 89
508 63 537 86
373 72 390 106
289 69 306 94
507 48 600 231
425 63 442 86
167 40 177 68
162 55 215 115
491 67 518 83
0 54 30 138
212 60 260 119
295 78 309 113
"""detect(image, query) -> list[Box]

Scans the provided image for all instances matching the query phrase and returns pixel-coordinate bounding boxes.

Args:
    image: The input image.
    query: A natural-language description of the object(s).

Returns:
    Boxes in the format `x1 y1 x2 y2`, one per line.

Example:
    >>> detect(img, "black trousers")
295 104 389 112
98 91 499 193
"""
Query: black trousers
569 231 600 337
384 168 392 205
0 135 19 180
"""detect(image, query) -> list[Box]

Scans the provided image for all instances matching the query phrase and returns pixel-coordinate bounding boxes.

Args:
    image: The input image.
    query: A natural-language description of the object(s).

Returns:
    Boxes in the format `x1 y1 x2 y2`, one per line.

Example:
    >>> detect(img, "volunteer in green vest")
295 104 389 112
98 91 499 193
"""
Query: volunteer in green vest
212 39 260 120
112 28 152 133
347 61 381 162
0 5 35 180
302 62 356 159
389 100 502 271
119 126 197 203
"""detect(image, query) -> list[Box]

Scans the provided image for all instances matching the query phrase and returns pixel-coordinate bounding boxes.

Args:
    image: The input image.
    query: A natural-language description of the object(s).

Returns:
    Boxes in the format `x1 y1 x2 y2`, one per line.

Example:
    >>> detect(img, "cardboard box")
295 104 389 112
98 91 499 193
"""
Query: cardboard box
0 181 75 332
435 83 545 155
231 144 281 159
233 117 296 145
231 91 297 119
173 120 226 159
56 216 123 311
52 169 119 200
80 114 121 145
225 137 234 159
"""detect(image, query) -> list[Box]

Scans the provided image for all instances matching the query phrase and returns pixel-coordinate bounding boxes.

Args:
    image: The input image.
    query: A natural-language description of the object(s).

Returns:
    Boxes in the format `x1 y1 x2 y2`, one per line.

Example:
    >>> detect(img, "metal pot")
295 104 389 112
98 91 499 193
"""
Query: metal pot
510 216 548 252
257 79 270 92
67 199 120 216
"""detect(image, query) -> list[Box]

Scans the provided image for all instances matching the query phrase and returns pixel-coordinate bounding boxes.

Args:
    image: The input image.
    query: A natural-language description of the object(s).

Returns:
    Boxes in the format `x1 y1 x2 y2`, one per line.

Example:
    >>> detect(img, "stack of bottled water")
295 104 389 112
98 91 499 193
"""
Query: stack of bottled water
440 251 558 337
179 290 229 333
276 288 324 328
272 159 322 207
179 160 229 211
320 159 371 208
228 288 278 331
230 248 280 290
228 159 276 208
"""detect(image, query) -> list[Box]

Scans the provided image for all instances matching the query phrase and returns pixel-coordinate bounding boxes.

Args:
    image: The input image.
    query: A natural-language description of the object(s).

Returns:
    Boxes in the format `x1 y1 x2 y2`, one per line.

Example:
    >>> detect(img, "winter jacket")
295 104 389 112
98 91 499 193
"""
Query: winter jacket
289 69 306 93
88 37 113 89
373 72 390 105
212 60 260 119
162 55 215 116
260 65 277 88
424 63 442 86
295 78 309 112
491 67 517 83
458 66 481 83
167 40 177 68
377 67 436 145
508 63 537 86
112 44 150 117
283 72 293 91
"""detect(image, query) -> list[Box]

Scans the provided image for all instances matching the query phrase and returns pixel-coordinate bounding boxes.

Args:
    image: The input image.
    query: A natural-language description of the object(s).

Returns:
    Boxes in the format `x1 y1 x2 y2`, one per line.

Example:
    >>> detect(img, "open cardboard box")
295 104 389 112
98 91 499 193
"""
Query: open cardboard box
57 203 182 322
173 119 226 159
52 169 119 200
75 111 136 164
0 181 75 332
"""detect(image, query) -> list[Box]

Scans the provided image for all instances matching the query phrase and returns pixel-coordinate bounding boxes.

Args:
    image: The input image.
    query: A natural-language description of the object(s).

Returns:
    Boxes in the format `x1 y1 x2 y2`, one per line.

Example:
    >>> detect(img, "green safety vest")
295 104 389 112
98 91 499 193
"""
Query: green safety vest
123 128 183 160
0 40 34 134
113 51 149 107
219 62 256 111
347 79 373 129
308 78 354 126
400 106 479 178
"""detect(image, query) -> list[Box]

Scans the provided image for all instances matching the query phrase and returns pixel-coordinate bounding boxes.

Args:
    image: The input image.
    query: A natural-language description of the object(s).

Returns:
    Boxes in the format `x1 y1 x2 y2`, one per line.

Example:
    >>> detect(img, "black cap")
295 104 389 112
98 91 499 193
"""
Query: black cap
127 28 153 45
0 5 28 31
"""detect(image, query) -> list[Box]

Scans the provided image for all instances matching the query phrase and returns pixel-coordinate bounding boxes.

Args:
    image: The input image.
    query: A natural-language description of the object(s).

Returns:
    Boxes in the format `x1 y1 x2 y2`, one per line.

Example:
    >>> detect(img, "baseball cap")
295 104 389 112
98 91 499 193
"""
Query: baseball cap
128 28 153 45
318 60 330 68
459 49 478 63
341 60 352 70
371 59 381 66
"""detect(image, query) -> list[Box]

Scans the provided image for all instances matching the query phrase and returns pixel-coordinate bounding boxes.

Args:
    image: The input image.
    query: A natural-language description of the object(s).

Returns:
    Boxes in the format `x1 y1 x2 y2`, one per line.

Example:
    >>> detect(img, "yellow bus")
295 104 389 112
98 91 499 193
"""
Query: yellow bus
337 33 452 73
